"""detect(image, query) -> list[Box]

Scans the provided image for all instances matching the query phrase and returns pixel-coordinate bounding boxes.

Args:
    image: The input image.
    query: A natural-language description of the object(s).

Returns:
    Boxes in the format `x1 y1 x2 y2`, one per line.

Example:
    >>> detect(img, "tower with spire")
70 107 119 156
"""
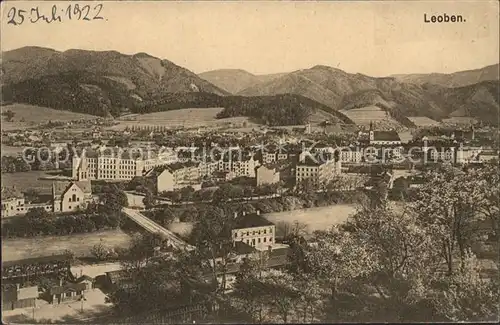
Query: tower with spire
369 121 374 142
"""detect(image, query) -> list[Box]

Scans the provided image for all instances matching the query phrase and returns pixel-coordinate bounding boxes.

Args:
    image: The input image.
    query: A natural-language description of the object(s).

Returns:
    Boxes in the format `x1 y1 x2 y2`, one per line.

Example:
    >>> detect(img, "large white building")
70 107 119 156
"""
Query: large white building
71 147 178 181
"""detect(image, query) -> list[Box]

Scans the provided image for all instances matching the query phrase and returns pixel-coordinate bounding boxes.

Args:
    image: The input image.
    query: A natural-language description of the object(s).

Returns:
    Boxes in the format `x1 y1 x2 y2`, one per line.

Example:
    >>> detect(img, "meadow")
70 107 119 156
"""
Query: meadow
264 204 358 238
106 107 256 131
408 116 440 127
1 103 98 131
341 105 401 128
1 171 56 193
2 170 57 193
2 229 133 262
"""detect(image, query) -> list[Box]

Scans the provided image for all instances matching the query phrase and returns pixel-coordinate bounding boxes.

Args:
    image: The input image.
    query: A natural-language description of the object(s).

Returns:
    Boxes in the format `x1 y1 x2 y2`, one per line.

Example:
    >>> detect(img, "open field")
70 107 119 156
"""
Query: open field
1 171 56 193
340 105 401 127
106 107 256 131
442 116 478 125
408 116 440 127
1 103 98 131
264 204 358 237
2 229 133 262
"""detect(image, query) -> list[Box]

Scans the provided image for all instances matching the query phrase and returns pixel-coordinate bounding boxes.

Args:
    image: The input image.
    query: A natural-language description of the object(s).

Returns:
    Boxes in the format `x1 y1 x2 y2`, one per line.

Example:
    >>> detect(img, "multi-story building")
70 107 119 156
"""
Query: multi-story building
217 152 259 178
256 165 280 186
295 156 342 188
231 211 277 250
71 147 178 181
146 161 202 193
339 147 363 163
456 147 482 164
425 146 456 163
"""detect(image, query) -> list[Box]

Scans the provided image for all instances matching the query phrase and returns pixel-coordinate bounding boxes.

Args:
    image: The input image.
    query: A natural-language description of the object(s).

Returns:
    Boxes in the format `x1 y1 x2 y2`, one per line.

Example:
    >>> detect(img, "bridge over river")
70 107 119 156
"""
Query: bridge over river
122 208 195 251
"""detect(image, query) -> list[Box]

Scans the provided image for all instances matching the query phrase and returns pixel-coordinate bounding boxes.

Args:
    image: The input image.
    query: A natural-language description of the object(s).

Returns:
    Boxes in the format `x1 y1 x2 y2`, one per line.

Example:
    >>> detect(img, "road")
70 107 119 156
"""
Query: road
122 208 195 251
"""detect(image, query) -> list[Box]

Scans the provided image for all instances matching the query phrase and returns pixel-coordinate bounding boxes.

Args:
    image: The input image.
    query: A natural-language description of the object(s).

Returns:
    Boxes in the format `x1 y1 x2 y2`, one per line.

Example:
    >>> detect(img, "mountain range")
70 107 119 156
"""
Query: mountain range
203 64 499 125
391 64 499 88
1 46 499 126
198 69 286 94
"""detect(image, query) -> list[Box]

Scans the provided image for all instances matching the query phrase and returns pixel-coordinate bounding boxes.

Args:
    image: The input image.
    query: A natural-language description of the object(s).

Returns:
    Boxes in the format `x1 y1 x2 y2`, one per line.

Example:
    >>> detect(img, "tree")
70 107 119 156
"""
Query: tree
24 188 39 203
411 166 487 274
259 269 300 323
232 258 270 323
3 110 15 122
25 207 51 220
99 184 128 214
430 254 499 322
189 206 234 294
474 163 499 239
90 242 112 261
142 190 156 210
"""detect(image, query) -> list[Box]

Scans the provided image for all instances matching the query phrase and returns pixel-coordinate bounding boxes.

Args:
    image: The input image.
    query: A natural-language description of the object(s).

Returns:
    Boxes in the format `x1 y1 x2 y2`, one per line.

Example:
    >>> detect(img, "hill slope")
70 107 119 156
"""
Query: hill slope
391 64 499 87
1 47 229 117
198 69 285 94
238 65 500 125
131 92 353 126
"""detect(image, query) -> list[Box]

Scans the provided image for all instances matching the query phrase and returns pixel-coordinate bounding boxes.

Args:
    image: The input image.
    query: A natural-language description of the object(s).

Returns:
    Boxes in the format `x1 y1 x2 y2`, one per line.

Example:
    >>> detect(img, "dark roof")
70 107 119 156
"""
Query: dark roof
297 156 322 167
49 282 86 295
106 270 132 283
256 164 279 172
52 180 91 196
233 213 274 229
148 161 200 176
2 285 19 304
75 275 94 283
233 241 257 255
2 254 72 269
373 131 401 141
213 241 257 259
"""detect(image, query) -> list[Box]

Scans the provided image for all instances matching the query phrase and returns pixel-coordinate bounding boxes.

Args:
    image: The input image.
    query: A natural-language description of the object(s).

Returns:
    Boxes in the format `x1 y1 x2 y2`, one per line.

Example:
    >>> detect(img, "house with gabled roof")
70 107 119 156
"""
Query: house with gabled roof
145 161 202 193
1 180 93 217
52 180 93 213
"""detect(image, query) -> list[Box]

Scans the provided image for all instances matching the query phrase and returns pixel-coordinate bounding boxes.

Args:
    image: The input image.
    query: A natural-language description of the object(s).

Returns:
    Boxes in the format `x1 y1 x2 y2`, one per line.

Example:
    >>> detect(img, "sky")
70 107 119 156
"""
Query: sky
1 1 499 76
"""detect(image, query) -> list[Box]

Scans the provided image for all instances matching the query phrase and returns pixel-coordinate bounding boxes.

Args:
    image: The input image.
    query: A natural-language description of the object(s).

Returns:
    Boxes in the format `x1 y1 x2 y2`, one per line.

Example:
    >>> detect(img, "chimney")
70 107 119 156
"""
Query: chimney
59 278 63 286
256 210 260 215
234 212 238 219
242 211 246 216
16 283 20 291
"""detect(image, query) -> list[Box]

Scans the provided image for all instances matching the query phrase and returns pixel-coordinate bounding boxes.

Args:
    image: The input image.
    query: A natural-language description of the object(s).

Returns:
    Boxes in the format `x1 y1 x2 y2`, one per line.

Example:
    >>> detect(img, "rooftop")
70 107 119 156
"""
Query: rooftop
233 213 275 229
49 282 87 295
52 180 92 196
372 130 401 142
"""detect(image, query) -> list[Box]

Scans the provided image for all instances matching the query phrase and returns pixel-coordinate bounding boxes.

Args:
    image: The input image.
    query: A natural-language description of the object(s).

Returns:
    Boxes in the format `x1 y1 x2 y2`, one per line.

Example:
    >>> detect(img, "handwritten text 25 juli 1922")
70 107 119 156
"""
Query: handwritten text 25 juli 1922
6 4 105 25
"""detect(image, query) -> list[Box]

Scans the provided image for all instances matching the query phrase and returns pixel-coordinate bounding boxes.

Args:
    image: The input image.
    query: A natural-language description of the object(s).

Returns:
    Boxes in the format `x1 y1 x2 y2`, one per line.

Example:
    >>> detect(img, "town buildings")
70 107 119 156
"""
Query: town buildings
295 155 342 188
1 180 93 217
255 164 281 186
48 279 87 305
145 161 203 193
72 147 178 181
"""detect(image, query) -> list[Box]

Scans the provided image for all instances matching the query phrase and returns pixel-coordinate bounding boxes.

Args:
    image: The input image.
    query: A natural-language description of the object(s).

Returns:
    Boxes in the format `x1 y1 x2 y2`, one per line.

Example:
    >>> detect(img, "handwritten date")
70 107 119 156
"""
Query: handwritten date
7 4 104 25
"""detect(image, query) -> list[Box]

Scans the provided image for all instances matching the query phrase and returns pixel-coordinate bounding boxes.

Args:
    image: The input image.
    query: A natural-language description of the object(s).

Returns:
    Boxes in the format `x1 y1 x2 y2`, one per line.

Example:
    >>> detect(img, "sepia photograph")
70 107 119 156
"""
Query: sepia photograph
1 0 499 323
